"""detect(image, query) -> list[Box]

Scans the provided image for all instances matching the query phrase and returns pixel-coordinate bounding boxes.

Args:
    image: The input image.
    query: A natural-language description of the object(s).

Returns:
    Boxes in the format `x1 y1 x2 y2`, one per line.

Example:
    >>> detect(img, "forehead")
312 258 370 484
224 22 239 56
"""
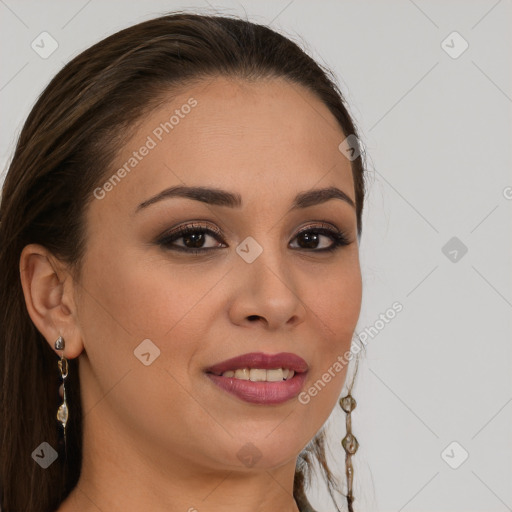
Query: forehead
97 76 355 213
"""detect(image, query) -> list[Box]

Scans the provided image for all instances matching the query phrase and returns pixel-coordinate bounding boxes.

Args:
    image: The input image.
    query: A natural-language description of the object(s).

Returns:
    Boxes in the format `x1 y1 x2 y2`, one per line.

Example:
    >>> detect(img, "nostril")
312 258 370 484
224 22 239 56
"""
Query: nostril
247 315 261 322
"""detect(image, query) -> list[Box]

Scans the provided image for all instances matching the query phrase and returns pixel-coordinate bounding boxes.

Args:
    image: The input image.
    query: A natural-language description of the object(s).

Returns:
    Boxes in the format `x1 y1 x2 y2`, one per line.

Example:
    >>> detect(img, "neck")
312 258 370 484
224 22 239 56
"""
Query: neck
57 411 302 512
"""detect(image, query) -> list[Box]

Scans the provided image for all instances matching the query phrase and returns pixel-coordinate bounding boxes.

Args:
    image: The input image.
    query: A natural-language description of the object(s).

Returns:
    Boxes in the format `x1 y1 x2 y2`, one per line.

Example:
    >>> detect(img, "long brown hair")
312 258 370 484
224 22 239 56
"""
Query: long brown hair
0 12 366 512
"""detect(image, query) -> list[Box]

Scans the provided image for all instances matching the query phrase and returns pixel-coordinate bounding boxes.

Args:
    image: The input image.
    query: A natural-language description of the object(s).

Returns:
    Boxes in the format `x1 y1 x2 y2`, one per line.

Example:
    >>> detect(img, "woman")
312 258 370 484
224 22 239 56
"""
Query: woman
0 12 367 512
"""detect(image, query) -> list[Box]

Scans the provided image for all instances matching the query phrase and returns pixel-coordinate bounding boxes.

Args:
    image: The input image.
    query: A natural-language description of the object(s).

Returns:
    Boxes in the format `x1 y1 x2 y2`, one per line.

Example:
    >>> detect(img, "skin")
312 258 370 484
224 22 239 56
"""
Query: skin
20 76 362 512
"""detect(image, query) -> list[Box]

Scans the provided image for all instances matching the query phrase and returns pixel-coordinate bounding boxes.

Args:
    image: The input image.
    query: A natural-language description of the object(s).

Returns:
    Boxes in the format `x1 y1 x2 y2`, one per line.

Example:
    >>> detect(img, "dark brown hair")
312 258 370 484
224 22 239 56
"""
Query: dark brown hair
0 12 366 512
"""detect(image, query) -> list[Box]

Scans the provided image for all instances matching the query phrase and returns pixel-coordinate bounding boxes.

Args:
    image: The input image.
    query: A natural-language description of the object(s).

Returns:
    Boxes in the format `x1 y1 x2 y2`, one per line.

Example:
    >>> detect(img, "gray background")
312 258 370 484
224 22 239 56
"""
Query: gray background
1 1 511 511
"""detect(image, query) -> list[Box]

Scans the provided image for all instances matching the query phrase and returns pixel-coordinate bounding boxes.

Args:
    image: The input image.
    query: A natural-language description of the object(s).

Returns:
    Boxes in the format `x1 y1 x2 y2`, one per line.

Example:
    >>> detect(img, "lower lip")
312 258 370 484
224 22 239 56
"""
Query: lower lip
205 371 308 405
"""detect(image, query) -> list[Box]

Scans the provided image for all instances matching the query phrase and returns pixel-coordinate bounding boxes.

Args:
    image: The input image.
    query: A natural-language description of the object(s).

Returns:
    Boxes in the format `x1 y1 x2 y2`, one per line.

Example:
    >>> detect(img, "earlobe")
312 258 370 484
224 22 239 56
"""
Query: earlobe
19 243 84 359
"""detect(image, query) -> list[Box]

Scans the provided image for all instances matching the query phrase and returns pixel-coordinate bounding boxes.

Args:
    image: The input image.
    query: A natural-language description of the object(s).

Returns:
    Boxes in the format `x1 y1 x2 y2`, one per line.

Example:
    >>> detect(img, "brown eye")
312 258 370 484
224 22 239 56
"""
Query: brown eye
157 222 351 255
290 226 350 252
158 223 226 253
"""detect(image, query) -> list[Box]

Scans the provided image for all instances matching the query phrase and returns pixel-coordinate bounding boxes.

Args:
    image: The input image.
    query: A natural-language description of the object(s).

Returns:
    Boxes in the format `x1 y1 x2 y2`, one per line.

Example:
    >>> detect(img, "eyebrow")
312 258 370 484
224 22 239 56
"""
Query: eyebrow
135 185 355 213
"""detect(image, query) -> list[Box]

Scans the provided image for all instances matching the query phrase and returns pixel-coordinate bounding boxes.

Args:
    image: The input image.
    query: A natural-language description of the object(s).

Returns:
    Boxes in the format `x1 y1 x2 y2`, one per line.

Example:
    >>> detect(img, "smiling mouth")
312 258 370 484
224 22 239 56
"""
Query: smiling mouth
206 367 298 382
205 368 308 405
204 352 309 404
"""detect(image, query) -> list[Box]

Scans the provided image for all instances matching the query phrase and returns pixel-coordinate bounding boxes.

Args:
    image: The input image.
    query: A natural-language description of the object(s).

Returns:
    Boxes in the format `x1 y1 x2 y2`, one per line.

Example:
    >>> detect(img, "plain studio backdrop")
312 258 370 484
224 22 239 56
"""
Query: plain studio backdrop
1 1 511 512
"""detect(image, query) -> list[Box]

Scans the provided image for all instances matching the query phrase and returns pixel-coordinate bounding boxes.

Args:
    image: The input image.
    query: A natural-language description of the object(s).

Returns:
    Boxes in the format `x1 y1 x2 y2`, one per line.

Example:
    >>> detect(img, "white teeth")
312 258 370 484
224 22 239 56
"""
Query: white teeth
234 369 250 380
221 368 295 381
249 369 267 382
266 369 284 382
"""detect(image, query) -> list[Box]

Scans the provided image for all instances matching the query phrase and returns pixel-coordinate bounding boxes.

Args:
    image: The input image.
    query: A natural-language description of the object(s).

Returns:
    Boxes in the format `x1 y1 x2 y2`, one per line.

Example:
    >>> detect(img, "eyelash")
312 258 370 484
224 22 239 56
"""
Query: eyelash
157 221 351 255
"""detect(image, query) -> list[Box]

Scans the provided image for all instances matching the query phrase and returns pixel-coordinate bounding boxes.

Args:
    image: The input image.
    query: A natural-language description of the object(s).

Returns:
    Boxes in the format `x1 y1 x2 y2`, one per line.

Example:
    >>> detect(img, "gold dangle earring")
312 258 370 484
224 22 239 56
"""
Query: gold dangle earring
55 335 69 456
339 393 358 512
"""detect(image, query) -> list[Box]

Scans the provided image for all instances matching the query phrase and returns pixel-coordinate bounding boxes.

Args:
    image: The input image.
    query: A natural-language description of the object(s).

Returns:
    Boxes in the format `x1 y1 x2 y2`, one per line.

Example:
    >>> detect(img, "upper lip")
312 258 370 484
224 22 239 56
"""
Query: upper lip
205 352 309 376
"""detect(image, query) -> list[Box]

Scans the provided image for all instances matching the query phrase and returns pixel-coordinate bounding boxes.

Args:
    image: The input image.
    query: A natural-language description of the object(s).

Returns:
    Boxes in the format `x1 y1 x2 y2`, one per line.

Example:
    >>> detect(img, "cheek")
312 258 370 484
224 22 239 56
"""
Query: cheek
80 247 228 339
299 259 361 413
305 256 362 343
75 246 231 406
75 249 228 442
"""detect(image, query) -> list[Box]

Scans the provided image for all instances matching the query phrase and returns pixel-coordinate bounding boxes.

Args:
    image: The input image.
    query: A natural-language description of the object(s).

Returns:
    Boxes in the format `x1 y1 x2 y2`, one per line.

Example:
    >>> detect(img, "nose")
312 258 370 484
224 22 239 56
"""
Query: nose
227 245 306 330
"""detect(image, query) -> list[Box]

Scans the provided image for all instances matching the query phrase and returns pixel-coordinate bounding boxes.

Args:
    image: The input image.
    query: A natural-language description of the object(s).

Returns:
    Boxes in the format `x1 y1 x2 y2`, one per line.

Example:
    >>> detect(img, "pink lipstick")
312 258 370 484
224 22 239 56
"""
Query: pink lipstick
204 352 309 405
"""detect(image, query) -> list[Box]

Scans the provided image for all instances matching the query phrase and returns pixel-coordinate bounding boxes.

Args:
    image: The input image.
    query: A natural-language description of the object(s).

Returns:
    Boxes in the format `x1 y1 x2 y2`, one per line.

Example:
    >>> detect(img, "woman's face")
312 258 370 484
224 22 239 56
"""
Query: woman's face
75 76 362 474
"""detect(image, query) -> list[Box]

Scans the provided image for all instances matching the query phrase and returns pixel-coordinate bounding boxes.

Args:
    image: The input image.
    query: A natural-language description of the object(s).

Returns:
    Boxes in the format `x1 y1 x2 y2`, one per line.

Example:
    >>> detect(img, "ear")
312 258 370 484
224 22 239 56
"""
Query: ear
19 243 84 359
